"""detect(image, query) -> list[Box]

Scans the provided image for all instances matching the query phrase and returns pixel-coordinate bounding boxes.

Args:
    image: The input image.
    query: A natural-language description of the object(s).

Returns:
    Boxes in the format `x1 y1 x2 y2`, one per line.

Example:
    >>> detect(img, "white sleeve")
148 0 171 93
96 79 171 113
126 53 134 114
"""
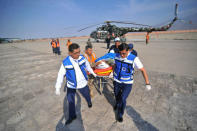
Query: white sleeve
109 49 115 53
134 57 143 69
55 64 66 90
85 58 97 77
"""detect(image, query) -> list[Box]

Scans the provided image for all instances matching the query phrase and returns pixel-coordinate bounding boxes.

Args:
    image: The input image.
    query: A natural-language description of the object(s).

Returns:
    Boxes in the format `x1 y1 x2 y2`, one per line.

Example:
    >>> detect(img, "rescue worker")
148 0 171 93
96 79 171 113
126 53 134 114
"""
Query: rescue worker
84 45 96 98
128 43 138 56
86 38 92 47
51 39 57 54
108 37 121 53
55 43 97 125
66 39 72 49
50 39 54 53
105 34 111 49
95 43 151 122
113 43 151 122
146 32 150 45
120 34 127 43
56 38 61 55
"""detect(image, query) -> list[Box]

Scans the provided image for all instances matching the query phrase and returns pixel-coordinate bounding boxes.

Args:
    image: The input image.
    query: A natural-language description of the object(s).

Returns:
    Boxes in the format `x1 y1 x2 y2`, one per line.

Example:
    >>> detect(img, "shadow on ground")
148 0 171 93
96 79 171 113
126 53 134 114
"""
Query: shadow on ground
56 91 85 131
126 106 159 131
102 78 120 121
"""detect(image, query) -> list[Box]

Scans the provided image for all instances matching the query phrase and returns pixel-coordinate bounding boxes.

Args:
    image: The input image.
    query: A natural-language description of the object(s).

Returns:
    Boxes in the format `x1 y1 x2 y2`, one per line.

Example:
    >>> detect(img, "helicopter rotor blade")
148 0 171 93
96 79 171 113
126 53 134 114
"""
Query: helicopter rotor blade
78 23 103 32
105 20 152 27
64 26 79 30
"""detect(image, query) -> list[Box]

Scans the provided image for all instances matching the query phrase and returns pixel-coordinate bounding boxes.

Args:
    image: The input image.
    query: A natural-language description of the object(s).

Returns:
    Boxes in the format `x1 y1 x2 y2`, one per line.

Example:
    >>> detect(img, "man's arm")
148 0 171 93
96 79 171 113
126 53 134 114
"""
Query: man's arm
84 59 97 77
140 67 151 90
55 64 66 95
134 57 151 90
139 67 150 85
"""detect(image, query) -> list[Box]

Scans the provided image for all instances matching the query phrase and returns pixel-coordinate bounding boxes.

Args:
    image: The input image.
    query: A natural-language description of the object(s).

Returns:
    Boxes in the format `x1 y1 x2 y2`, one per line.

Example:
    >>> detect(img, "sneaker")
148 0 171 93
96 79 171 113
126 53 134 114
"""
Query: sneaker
65 116 77 125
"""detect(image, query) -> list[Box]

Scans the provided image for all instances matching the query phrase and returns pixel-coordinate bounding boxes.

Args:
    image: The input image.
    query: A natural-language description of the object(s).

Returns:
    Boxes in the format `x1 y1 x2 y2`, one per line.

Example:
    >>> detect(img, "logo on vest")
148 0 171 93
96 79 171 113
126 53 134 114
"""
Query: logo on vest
122 67 126 71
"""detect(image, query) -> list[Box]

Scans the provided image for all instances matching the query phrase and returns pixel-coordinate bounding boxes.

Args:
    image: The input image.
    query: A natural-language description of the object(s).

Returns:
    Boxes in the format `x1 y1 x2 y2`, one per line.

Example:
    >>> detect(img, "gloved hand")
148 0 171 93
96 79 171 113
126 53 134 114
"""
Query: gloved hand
146 84 151 90
55 88 60 95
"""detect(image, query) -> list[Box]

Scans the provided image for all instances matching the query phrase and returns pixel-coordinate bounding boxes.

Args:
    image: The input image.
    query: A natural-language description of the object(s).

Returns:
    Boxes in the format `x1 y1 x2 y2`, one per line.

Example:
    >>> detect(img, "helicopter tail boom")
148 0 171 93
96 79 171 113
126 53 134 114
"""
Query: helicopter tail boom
149 3 178 32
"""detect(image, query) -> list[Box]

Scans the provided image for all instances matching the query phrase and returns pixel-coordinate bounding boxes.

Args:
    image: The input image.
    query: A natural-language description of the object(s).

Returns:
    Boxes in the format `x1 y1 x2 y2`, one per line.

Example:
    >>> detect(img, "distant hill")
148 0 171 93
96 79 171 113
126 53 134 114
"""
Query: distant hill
0 38 21 43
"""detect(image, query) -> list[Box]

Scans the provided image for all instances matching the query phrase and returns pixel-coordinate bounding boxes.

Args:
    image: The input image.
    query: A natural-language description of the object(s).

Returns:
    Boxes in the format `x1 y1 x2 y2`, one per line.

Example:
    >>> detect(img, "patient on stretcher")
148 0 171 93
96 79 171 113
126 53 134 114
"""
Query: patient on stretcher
94 59 114 77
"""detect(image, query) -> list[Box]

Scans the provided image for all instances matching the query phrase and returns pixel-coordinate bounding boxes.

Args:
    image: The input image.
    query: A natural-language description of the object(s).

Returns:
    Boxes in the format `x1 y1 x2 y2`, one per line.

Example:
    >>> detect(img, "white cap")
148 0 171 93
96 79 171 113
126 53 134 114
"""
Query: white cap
114 37 120 42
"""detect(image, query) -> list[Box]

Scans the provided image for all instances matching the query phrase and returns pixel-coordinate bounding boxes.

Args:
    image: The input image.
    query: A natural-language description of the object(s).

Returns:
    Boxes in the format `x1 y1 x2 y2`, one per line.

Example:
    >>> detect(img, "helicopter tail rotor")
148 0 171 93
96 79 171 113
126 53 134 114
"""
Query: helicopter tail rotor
174 3 192 25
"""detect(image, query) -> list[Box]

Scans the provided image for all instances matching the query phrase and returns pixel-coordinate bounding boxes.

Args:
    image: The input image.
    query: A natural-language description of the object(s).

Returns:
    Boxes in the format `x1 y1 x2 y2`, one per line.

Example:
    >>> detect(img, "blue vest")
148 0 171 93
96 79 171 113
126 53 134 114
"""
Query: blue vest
114 53 136 83
63 55 88 88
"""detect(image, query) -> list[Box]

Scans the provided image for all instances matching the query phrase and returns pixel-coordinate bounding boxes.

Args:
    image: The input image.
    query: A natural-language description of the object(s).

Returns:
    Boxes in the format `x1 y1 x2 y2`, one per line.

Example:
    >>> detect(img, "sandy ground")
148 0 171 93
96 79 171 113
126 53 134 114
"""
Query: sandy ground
10 32 197 77
0 32 197 131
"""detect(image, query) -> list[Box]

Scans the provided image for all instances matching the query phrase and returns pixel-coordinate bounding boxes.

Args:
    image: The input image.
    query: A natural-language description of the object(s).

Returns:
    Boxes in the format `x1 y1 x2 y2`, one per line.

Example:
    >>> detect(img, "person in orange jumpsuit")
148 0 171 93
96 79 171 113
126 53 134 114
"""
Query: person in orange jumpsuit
146 32 150 45
66 39 72 49
84 45 96 97
51 39 57 54
56 38 61 55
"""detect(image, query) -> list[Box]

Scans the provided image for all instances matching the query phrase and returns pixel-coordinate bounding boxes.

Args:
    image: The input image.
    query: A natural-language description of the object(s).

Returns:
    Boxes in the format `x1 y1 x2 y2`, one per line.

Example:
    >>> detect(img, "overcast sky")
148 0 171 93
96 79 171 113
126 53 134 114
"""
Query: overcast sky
0 0 197 39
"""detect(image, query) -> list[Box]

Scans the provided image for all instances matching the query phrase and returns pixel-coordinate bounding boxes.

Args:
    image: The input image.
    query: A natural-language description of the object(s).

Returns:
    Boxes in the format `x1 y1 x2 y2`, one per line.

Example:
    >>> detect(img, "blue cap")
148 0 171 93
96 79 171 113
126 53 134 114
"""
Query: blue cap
128 43 133 49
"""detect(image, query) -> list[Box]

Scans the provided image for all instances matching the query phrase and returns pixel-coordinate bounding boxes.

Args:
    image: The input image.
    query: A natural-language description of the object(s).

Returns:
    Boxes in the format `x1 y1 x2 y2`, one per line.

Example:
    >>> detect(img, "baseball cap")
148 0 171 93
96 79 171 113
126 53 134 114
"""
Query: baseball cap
114 37 120 42
128 43 133 49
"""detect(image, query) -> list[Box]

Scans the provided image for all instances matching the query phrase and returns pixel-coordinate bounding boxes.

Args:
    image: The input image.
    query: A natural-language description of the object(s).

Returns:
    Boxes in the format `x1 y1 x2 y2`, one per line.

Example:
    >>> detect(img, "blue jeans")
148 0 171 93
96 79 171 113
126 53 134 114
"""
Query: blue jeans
66 85 91 119
113 81 132 118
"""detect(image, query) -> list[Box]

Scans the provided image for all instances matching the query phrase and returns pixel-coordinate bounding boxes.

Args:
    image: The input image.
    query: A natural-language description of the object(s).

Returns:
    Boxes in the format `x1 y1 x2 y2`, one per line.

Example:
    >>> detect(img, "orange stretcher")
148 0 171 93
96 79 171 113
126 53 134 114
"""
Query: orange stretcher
93 66 113 76
92 66 113 94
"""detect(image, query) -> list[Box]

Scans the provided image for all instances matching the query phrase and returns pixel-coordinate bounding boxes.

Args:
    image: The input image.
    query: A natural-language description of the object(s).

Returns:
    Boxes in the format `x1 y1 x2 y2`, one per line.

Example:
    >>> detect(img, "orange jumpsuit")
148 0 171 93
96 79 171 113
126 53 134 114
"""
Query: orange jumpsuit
67 41 72 48
146 33 150 44
84 52 96 98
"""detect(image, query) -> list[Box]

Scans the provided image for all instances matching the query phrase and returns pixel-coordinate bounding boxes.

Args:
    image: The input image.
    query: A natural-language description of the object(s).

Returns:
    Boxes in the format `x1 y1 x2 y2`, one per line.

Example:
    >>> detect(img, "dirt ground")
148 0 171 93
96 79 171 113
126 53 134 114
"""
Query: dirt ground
0 32 197 131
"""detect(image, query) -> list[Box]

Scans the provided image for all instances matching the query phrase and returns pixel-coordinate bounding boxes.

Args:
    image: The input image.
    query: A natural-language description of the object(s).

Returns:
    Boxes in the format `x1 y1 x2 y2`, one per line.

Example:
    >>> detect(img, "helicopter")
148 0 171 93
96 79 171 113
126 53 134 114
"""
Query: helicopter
78 4 179 42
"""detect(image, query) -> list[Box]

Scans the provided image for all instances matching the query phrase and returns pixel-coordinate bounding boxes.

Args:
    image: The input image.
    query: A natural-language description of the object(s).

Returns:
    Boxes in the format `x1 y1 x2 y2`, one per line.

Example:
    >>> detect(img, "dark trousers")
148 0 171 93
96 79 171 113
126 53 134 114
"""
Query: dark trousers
107 42 110 49
57 47 61 55
67 85 91 119
106 38 111 49
52 47 55 53
53 48 57 54
113 81 132 118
